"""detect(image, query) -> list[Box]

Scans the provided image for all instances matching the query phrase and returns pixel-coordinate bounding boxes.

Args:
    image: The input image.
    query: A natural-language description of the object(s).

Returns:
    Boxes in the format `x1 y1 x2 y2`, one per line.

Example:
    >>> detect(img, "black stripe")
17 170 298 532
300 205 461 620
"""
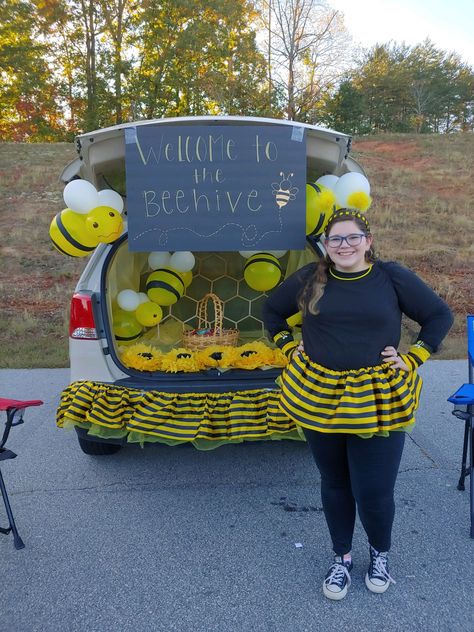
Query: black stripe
308 212 326 236
146 280 181 300
149 269 185 288
51 238 74 257
307 182 322 194
115 333 141 341
245 256 281 271
279 402 380 431
88 411 124 425
129 414 273 431
55 214 96 252
128 426 197 439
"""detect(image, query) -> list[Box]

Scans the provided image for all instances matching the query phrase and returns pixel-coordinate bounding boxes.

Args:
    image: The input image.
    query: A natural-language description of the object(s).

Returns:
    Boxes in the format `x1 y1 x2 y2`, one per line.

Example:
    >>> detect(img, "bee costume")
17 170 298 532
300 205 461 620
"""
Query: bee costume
263 225 453 437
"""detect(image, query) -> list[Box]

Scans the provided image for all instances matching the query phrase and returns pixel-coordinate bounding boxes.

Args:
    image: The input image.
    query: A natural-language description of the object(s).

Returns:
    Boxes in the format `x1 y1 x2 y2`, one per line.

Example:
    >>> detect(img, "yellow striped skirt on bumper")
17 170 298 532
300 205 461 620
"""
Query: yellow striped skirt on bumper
56 381 298 444
279 352 422 434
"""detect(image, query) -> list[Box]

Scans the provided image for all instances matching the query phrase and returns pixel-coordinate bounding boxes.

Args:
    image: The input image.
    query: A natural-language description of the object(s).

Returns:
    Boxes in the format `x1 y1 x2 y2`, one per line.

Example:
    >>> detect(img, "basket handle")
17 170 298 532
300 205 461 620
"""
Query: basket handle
197 293 224 332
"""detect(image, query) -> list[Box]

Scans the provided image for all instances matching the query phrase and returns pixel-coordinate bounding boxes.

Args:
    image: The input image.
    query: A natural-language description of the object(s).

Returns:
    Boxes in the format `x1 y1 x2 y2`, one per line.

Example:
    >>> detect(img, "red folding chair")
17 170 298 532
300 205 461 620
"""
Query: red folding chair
0 398 43 549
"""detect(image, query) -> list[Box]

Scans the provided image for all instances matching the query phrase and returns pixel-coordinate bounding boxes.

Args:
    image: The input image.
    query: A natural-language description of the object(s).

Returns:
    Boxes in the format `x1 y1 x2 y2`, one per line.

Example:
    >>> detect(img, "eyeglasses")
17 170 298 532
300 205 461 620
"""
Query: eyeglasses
325 233 367 248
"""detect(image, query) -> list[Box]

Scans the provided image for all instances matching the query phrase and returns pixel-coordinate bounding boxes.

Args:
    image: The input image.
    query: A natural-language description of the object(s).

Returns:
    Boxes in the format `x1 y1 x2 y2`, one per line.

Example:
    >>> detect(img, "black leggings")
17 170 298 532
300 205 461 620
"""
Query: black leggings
303 429 406 555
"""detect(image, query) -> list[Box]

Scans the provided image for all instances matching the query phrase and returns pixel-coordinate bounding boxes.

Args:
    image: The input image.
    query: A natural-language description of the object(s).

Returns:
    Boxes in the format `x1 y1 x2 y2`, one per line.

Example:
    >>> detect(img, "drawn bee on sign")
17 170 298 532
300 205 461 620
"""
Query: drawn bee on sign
271 172 299 209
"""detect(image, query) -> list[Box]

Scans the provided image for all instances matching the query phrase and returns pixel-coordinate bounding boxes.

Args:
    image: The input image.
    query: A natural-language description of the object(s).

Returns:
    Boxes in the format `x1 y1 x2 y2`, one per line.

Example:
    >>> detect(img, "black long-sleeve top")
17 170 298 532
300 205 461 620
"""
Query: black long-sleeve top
263 260 454 371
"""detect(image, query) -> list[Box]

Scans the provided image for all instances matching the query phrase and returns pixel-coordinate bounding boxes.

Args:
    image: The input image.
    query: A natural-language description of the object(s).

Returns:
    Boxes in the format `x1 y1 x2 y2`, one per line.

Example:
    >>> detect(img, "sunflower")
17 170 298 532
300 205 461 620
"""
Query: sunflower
160 348 200 373
195 345 237 370
232 341 277 369
119 343 162 371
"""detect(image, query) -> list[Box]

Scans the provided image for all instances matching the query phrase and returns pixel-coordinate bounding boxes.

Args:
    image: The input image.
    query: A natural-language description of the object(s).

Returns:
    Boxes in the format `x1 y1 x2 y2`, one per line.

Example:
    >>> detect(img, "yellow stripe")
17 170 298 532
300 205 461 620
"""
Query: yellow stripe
408 344 431 364
293 354 397 382
291 418 416 434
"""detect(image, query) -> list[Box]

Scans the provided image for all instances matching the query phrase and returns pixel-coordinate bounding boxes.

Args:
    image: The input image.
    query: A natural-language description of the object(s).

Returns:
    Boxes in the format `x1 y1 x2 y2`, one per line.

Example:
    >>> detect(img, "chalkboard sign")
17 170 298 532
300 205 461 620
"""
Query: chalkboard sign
125 124 307 252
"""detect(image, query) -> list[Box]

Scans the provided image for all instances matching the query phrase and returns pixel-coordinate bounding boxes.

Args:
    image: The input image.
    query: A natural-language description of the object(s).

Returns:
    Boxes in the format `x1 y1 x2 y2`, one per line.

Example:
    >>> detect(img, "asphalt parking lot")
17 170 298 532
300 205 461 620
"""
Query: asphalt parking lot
0 361 473 632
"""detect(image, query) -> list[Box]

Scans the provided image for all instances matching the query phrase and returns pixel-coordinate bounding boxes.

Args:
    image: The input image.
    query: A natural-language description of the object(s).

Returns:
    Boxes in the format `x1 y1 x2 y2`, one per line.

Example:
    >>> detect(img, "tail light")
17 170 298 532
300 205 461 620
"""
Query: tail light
69 293 98 339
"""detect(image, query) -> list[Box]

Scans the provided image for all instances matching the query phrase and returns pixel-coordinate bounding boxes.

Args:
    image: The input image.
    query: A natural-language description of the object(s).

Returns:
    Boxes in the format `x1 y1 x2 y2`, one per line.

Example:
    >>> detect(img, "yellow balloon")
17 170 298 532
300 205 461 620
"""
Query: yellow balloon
49 208 99 257
135 301 163 327
85 205 123 243
244 253 281 292
146 268 185 306
179 270 193 288
112 309 143 345
306 183 336 237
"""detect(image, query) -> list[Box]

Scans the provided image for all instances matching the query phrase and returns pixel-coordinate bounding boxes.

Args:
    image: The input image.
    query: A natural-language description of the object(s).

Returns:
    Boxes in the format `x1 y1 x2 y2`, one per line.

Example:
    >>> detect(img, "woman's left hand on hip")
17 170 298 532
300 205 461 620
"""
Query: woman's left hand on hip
381 346 409 371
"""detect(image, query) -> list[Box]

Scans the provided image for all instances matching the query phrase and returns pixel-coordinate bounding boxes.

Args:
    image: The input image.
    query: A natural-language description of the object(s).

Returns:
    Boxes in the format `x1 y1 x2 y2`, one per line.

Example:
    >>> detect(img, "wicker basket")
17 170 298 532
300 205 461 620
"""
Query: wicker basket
182 293 239 351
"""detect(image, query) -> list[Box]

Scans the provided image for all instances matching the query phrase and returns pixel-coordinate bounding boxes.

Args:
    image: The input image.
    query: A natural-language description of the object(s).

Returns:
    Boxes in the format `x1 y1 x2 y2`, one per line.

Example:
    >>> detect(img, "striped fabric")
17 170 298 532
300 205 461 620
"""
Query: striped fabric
399 342 432 371
273 330 298 358
279 352 422 434
56 381 297 443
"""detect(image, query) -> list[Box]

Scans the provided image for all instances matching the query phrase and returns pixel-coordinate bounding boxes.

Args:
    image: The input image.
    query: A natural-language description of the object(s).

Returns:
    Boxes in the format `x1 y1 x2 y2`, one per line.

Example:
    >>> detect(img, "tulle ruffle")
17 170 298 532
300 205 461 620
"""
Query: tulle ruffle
57 381 301 449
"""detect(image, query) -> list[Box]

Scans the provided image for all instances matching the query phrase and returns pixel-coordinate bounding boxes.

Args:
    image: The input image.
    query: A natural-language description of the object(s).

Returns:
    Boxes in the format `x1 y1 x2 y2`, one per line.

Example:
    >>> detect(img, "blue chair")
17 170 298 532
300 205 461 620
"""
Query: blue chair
447 314 474 538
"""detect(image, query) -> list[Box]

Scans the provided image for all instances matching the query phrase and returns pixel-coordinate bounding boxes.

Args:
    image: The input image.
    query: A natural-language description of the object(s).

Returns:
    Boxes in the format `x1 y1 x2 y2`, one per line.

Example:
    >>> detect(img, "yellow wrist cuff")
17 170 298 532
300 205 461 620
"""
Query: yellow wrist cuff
400 342 431 370
273 330 294 350
408 342 431 366
281 340 298 358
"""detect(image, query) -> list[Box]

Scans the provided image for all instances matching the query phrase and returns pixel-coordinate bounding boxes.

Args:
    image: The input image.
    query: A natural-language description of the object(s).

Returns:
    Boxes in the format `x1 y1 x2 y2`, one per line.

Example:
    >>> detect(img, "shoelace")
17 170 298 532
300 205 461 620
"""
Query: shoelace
372 552 396 585
325 562 351 588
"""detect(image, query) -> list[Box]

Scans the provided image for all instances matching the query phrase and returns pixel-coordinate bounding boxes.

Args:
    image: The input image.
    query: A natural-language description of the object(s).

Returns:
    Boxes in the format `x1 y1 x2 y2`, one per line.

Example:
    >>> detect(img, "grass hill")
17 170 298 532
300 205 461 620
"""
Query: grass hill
0 135 472 368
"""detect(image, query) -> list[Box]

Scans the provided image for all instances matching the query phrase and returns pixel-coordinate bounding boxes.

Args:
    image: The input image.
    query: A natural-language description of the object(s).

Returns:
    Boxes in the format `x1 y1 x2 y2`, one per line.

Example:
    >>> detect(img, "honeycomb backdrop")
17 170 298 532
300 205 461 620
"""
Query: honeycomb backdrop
107 244 290 351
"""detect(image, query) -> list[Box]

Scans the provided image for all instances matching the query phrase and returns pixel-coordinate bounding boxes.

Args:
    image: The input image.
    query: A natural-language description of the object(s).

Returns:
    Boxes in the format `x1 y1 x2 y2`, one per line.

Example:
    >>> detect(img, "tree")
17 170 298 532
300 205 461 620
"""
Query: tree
97 0 137 125
323 79 368 134
0 0 64 140
129 0 268 119
256 0 352 121
327 41 474 134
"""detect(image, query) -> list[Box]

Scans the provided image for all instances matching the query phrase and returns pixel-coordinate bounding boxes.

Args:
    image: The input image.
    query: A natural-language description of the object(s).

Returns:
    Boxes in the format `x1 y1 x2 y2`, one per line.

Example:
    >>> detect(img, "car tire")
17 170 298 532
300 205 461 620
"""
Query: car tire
77 436 122 455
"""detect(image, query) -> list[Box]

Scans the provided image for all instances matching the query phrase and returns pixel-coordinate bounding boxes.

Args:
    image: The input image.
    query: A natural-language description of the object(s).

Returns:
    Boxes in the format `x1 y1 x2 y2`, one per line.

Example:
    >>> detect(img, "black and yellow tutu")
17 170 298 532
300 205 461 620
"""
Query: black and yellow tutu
56 381 301 449
279 352 422 435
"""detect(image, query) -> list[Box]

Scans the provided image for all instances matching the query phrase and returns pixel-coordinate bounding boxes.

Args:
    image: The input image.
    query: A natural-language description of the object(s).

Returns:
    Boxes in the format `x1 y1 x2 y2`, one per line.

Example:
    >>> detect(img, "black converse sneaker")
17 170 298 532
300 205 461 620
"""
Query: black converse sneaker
323 555 353 600
365 545 396 593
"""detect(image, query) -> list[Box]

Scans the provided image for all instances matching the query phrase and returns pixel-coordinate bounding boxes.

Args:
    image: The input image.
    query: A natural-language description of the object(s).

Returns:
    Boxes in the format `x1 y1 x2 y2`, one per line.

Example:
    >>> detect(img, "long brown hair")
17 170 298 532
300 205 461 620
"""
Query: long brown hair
298 212 377 316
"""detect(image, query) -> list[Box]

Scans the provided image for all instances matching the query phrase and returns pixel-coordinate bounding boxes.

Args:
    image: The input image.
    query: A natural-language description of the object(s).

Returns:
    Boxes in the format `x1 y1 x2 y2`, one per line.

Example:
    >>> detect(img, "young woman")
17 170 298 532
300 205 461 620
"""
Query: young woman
263 208 453 600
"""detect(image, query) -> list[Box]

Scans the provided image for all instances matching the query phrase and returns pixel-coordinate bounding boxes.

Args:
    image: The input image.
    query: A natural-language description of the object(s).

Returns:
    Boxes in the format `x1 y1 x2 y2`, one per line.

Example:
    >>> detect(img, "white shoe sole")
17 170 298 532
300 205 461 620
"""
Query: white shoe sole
365 573 390 593
323 584 348 600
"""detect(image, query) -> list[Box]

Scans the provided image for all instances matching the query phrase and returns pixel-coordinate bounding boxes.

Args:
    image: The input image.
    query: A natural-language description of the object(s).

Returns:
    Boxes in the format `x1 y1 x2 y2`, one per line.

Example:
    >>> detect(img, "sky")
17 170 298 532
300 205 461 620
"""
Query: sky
329 0 474 67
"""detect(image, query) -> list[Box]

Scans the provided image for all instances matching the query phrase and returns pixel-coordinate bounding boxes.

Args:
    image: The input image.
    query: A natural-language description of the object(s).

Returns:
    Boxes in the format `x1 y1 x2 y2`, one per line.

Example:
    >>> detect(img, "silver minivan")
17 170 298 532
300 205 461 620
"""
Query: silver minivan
57 115 365 454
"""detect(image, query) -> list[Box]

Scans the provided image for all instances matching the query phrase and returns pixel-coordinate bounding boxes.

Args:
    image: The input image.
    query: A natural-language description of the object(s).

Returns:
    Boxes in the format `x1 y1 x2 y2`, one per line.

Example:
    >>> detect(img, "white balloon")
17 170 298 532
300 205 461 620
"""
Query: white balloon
137 292 149 304
117 289 140 312
268 250 287 258
98 189 124 213
333 172 370 207
63 180 100 214
148 251 171 270
316 175 339 191
169 251 195 272
239 251 259 259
